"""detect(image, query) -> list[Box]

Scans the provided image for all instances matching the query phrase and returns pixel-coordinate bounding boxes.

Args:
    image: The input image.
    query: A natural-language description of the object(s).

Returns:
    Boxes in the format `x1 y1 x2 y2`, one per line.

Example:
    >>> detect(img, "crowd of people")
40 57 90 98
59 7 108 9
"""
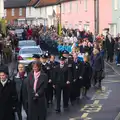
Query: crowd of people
0 24 119 120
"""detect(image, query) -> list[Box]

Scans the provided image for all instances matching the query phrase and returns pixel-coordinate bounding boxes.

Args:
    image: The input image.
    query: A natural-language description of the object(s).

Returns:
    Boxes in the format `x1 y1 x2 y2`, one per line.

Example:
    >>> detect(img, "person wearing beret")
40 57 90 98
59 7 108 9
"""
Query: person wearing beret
53 56 71 113
0 65 18 120
26 54 40 73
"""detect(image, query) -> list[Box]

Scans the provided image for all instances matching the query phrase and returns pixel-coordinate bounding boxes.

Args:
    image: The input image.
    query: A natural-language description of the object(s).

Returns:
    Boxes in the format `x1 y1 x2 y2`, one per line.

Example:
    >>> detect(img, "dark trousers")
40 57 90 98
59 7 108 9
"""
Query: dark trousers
70 82 76 103
46 83 53 104
56 84 70 110
107 51 113 62
17 100 28 120
92 70 102 86
75 79 81 98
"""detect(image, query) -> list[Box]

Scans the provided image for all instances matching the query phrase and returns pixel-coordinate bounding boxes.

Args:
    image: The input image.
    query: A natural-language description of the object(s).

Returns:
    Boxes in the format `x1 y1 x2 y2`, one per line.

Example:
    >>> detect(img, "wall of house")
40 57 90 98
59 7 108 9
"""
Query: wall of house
112 0 120 35
99 0 112 34
36 5 57 27
61 0 94 32
5 8 26 23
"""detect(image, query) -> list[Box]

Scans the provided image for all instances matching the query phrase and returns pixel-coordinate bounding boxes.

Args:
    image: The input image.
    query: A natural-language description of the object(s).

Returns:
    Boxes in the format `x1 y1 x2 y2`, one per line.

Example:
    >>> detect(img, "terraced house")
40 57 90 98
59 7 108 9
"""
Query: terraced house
4 0 29 24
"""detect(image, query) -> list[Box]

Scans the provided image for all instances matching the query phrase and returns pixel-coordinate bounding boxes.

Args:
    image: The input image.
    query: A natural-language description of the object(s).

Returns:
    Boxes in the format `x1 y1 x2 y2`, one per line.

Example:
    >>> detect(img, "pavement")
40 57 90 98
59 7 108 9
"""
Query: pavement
7 59 120 120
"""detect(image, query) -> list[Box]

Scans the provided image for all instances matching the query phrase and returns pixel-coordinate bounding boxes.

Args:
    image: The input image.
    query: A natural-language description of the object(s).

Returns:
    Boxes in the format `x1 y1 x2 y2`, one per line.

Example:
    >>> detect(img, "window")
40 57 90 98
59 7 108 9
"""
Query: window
11 8 15 16
114 0 118 10
19 8 22 16
109 24 117 37
84 24 89 31
84 0 88 11
29 7 31 16
70 2 72 13
4 9 7 17
62 3 65 13
76 1 79 12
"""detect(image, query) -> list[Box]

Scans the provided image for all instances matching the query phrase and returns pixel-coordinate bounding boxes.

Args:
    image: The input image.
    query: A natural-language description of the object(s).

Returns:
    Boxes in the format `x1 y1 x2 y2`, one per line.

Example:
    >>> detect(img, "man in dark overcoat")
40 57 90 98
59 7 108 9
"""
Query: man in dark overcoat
105 34 115 62
0 65 18 120
53 56 71 113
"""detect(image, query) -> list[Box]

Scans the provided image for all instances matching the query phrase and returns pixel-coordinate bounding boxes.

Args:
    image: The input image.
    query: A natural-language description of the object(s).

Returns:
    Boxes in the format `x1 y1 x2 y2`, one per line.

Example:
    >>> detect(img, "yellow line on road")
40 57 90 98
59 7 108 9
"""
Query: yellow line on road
93 100 100 105
81 113 89 118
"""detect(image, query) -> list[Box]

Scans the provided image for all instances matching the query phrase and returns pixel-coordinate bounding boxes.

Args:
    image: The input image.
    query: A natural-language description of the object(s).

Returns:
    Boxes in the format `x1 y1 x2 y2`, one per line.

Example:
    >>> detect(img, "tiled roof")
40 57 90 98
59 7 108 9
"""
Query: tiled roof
27 0 39 6
4 0 29 8
35 0 59 7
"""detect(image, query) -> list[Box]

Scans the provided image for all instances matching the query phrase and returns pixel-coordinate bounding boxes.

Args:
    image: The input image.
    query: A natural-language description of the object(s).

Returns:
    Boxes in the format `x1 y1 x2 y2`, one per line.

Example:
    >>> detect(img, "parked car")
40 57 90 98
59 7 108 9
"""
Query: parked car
15 40 37 58
18 46 42 66
15 29 24 40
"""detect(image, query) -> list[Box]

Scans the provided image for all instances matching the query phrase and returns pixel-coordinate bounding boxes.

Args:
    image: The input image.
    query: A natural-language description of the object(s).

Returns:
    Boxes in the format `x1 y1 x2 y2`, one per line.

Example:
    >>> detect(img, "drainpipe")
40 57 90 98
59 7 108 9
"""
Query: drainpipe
94 0 99 36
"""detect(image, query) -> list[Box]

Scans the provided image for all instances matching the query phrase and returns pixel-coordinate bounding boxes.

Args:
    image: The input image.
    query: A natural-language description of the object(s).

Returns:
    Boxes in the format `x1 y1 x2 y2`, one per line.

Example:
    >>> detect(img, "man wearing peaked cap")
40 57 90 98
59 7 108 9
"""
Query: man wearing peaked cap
53 55 71 113
40 53 53 107
26 54 40 73
32 54 40 60
0 65 18 120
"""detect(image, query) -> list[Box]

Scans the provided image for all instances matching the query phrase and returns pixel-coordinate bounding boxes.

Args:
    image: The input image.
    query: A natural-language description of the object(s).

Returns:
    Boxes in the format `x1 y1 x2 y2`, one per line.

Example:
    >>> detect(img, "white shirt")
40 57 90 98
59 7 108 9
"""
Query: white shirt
1 79 7 87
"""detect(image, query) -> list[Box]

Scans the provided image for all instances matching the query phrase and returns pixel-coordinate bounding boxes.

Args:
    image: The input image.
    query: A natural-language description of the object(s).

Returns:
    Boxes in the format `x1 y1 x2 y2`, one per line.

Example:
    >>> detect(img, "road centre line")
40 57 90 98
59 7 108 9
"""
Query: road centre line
93 100 99 105
81 113 89 118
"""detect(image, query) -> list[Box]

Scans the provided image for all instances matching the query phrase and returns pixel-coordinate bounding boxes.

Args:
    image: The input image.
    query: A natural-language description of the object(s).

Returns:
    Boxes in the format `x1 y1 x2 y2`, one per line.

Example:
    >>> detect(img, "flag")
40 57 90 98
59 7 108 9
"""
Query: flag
58 23 62 36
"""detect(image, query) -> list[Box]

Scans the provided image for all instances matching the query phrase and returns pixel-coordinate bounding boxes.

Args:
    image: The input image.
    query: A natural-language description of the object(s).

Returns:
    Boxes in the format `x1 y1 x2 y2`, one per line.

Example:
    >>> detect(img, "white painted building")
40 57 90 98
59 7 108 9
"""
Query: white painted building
36 5 57 27
0 0 4 18
26 0 58 27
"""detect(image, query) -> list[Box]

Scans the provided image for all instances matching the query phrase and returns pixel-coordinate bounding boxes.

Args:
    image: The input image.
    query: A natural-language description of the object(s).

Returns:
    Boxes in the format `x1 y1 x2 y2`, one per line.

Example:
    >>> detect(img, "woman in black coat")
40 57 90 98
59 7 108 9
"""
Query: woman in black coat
0 65 18 120
82 55 92 97
27 61 48 120
91 48 104 88
13 63 28 120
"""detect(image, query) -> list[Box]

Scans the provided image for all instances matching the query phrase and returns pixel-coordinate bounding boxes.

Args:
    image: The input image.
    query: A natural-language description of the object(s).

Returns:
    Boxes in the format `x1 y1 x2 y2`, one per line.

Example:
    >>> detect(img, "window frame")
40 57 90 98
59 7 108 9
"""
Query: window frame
11 8 15 16
19 8 22 16
84 0 88 12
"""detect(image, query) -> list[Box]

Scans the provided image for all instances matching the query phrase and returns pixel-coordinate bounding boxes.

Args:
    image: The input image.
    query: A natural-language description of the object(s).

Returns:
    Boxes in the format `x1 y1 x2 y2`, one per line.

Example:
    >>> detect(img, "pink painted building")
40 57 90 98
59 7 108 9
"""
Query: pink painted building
61 0 112 34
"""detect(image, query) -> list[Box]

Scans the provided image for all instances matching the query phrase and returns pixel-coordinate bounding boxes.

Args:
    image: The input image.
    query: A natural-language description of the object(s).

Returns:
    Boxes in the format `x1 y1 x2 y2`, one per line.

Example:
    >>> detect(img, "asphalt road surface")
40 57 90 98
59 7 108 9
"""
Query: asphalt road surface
8 60 120 120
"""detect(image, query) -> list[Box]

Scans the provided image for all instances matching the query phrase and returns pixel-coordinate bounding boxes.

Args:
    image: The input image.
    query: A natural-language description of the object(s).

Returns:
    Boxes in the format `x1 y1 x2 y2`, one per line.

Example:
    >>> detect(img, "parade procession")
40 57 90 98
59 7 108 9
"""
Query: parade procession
1 0 120 120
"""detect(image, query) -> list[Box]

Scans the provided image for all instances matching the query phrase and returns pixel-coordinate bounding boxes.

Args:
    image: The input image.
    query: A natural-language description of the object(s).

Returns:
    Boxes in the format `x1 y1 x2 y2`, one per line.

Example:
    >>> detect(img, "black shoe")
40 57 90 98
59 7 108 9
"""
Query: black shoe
55 109 61 113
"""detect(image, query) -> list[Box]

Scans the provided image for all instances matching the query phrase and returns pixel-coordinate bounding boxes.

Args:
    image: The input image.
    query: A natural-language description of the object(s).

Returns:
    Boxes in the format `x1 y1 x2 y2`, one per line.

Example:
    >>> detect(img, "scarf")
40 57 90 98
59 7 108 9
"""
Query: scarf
19 72 25 79
34 71 40 92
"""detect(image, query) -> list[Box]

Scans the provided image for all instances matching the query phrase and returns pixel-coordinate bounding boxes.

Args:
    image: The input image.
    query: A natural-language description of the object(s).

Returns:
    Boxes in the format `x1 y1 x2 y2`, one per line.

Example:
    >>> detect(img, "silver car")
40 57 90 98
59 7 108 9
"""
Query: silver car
18 46 42 66
15 40 37 57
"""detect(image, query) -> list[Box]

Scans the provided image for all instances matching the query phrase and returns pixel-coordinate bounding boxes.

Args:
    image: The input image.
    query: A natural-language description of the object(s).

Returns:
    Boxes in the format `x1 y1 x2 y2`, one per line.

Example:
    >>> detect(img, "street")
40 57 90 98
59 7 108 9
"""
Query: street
8 60 120 120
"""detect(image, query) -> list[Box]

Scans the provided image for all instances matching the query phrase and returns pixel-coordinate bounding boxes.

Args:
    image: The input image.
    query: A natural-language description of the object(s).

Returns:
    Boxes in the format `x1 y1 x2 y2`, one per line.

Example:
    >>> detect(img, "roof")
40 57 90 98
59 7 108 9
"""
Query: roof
4 0 29 8
35 0 59 8
58 0 76 3
27 0 39 6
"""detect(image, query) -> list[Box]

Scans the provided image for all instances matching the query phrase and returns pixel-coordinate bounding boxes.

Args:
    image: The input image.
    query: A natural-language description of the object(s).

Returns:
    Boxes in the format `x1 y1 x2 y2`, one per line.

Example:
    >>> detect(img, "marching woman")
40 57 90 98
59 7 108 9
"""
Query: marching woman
27 61 48 120
91 48 104 88
13 63 28 120
82 55 92 98
0 65 18 120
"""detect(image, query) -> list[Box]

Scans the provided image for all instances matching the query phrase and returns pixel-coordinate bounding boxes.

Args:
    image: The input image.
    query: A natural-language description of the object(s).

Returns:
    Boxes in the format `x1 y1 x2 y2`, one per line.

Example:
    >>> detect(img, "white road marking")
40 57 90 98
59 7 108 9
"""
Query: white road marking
105 61 120 76
114 112 120 120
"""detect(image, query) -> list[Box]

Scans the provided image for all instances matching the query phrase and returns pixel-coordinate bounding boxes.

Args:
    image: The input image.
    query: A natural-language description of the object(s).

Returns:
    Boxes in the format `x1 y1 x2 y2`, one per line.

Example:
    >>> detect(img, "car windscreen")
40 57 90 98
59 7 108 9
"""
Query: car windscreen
19 41 36 47
20 48 41 54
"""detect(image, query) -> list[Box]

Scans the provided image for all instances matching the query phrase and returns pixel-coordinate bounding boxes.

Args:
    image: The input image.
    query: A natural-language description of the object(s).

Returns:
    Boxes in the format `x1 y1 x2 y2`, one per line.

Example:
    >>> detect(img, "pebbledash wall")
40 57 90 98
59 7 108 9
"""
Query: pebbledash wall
61 0 112 34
